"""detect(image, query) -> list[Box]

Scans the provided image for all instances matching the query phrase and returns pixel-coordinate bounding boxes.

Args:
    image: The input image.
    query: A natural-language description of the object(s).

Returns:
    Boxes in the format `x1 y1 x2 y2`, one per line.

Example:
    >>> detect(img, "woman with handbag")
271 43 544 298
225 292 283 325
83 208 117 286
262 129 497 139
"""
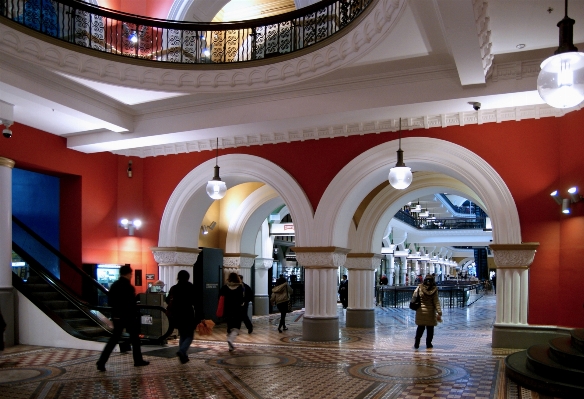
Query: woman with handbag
271 276 293 333
413 274 442 349
219 273 245 351
166 270 197 364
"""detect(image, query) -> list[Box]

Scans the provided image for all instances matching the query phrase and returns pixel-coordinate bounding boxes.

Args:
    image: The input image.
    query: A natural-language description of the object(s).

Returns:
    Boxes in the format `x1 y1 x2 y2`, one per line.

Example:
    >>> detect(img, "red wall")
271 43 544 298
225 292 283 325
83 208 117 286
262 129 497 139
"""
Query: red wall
2 110 583 326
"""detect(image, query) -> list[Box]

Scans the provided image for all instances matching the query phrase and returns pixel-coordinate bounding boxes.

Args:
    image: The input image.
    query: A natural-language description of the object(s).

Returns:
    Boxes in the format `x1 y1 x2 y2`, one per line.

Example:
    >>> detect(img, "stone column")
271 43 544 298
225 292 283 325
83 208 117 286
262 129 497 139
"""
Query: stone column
428 261 435 274
151 247 200 288
387 254 395 286
293 246 350 341
400 259 407 286
0 157 15 347
490 243 539 348
254 257 272 315
344 253 380 328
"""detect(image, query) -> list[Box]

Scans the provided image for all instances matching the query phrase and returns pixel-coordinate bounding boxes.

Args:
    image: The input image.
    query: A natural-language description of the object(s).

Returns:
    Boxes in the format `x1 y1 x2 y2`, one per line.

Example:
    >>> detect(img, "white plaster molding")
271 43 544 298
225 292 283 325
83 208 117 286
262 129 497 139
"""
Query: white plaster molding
344 254 382 270
109 104 574 158
223 254 257 269
473 0 493 77
490 244 538 269
151 246 200 266
314 137 521 250
255 258 274 270
0 1 404 93
158 154 314 248
294 247 351 268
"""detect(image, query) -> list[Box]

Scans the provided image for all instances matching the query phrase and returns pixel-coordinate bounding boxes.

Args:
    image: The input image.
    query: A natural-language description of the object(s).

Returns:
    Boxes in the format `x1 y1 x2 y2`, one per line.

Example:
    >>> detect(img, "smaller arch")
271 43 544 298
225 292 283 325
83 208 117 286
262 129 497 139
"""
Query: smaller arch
225 185 284 254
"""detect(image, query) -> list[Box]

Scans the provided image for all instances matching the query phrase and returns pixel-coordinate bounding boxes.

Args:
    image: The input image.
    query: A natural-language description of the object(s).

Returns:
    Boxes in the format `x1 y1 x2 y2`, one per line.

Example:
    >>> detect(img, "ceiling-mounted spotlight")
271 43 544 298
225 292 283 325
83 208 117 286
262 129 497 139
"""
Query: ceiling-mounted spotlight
200 221 217 235
120 218 142 236
537 0 584 108
206 138 227 200
388 118 412 190
568 186 583 203
550 190 563 205
562 198 571 214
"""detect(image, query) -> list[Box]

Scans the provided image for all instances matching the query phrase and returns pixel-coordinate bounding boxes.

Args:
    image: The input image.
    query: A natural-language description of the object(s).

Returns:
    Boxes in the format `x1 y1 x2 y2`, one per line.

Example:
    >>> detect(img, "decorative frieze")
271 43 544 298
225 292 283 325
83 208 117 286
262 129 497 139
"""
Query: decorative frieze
223 253 257 270
489 243 539 269
255 258 274 270
344 253 382 270
151 247 200 266
292 247 351 268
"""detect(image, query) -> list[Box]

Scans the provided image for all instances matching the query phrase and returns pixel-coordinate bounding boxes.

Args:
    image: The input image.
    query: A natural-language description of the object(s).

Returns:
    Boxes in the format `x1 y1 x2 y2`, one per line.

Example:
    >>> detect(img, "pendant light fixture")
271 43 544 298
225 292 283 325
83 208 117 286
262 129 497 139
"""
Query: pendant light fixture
537 0 584 108
206 138 227 200
388 118 413 189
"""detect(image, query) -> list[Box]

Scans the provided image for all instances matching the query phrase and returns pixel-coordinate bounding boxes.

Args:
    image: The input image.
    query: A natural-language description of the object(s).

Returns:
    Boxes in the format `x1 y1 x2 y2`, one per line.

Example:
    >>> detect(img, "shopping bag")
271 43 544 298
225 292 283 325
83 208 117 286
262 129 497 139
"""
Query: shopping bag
216 296 225 317
196 319 215 336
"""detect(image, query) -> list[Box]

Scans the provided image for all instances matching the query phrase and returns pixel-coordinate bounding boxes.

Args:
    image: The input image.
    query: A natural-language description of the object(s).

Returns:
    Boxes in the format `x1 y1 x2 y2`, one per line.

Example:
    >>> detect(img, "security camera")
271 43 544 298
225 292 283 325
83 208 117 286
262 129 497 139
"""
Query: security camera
472 102 481 111
2 128 11 138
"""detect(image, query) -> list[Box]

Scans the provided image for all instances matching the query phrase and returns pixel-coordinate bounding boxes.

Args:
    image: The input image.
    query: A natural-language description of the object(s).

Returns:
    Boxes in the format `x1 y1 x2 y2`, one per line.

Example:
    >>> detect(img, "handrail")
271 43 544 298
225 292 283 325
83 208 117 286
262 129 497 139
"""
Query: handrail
393 210 486 230
0 0 373 64
12 215 108 298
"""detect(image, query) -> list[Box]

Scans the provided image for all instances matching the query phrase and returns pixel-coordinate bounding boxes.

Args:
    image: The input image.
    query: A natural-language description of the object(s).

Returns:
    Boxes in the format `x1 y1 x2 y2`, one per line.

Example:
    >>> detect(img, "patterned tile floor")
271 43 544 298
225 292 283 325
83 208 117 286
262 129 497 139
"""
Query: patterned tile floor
0 294 558 398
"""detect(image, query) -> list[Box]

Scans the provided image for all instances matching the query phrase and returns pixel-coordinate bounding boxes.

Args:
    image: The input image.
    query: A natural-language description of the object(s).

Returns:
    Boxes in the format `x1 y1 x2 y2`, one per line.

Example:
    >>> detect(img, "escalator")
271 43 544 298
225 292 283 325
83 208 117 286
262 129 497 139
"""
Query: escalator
12 216 172 345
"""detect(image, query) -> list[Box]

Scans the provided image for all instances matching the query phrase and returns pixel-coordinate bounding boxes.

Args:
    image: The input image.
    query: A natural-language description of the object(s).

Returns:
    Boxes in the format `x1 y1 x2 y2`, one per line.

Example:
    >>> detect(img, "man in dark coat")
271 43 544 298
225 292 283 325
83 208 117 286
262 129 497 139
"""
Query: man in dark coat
166 270 197 363
96 265 149 371
239 275 254 334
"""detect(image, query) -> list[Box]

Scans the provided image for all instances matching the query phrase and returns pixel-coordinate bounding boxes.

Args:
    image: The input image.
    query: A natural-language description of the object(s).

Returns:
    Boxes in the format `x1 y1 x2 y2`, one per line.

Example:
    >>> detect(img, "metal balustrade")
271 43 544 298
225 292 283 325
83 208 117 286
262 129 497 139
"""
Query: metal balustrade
394 209 487 230
0 0 372 64
376 283 485 309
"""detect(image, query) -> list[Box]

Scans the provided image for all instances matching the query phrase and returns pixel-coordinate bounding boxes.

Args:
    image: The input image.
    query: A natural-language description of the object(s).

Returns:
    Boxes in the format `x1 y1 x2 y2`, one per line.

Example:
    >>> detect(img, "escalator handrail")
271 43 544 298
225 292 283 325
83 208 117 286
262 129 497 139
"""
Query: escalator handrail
13 241 173 343
12 215 109 297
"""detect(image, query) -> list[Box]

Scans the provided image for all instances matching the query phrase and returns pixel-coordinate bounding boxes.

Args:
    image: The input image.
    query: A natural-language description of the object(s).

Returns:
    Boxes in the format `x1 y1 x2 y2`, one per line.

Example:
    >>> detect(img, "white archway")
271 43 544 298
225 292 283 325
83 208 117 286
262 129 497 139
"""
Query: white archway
314 137 521 249
225 185 284 254
158 154 313 248
168 0 230 22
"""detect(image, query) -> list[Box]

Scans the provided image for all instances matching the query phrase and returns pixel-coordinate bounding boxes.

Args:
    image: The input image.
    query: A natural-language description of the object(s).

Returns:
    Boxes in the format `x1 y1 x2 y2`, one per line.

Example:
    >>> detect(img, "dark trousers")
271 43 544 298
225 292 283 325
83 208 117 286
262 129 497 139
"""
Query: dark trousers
276 301 288 328
415 325 435 345
241 303 253 332
340 295 348 309
98 317 143 365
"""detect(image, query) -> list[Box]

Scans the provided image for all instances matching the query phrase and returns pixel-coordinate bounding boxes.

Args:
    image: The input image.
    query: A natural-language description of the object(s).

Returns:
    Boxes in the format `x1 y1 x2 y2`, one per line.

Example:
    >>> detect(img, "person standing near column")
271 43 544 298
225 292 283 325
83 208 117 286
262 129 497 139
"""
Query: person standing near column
413 274 442 349
96 265 149 371
166 270 197 364
271 276 292 332
338 274 348 309
239 275 254 334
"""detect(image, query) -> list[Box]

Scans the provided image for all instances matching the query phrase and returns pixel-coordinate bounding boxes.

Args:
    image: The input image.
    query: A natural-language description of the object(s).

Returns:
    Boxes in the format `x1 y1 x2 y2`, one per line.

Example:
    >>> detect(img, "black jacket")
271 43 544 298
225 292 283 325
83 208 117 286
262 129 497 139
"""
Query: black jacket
108 277 137 320
166 280 197 329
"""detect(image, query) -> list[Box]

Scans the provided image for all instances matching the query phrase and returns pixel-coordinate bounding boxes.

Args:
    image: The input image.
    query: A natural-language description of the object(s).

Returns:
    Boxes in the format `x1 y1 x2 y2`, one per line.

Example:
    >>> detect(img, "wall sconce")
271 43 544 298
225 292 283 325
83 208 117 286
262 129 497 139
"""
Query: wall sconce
200 221 216 235
551 187 582 214
127 160 133 178
120 218 142 235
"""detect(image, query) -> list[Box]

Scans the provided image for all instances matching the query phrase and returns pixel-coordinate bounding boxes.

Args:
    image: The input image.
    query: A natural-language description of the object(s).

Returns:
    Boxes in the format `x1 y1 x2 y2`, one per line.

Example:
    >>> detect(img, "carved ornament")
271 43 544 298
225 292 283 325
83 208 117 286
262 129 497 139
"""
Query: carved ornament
293 247 351 268
490 243 539 269
151 246 201 266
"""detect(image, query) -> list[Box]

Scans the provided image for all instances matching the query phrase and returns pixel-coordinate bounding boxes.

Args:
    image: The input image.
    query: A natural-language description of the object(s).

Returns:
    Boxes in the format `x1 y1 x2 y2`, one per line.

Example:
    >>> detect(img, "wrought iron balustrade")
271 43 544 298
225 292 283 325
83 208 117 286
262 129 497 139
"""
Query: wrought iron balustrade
0 0 372 64
394 210 486 230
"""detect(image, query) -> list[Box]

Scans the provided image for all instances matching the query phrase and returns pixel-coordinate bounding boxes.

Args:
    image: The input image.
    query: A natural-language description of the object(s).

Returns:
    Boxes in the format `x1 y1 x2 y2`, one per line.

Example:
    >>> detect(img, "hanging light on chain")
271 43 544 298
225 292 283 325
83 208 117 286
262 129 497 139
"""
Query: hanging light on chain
388 118 413 189
206 138 227 200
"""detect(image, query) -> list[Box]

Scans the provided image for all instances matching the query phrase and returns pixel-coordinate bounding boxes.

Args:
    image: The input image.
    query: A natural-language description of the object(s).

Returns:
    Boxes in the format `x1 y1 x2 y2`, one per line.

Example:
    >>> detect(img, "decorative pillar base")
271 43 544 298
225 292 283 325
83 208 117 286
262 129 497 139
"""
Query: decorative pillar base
303 317 339 341
0 288 15 347
346 309 374 328
492 324 571 349
254 295 270 316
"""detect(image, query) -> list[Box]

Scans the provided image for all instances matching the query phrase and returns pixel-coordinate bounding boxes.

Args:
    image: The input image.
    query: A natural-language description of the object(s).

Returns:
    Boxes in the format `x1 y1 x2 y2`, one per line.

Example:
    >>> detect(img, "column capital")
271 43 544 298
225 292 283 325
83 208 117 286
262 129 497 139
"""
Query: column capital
344 253 382 270
489 243 539 269
292 246 350 268
0 157 15 169
151 246 200 266
224 253 257 269
255 257 273 270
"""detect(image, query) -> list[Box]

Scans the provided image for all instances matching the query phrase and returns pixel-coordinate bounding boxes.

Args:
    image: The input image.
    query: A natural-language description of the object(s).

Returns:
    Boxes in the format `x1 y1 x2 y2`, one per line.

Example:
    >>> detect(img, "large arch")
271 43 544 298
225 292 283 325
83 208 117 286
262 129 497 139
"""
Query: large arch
225 185 284 254
314 137 521 249
352 172 487 252
158 154 313 248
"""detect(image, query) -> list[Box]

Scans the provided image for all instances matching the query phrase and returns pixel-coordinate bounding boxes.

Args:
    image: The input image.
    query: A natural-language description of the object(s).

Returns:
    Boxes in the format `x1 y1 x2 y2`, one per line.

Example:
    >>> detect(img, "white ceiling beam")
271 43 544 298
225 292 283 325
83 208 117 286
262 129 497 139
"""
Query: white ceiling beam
435 0 486 86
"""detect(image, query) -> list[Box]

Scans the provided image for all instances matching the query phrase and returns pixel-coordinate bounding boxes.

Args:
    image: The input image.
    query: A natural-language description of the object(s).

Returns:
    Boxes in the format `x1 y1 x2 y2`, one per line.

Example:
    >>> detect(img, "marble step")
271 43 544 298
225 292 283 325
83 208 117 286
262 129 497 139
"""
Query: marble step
549 336 584 370
526 345 584 385
572 329 584 352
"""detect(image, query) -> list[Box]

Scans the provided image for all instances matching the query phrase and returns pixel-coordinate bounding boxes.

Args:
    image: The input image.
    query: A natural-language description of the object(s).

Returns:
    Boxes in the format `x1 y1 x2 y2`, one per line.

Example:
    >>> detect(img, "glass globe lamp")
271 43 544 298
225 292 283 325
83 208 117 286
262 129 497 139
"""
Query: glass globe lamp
388 165 412 189
537 52 584 108
206 165 227 200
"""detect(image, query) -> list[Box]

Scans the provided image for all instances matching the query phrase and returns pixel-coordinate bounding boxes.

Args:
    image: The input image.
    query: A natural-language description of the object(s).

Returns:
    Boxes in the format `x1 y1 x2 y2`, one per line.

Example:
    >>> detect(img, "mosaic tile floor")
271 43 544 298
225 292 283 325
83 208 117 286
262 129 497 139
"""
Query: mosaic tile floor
0 294 559 398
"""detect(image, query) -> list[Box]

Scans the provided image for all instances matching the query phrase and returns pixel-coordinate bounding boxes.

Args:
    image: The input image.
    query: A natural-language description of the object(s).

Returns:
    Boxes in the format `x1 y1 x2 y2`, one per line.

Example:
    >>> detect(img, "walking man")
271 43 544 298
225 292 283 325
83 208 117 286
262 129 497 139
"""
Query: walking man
339 274 348 309
96 265 149 371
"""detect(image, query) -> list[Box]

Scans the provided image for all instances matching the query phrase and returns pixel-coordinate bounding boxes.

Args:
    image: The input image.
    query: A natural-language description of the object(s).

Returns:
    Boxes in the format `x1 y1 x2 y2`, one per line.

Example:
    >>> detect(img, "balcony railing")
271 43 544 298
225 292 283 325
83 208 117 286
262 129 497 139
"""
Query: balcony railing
394 210 487 230
0 0 372 64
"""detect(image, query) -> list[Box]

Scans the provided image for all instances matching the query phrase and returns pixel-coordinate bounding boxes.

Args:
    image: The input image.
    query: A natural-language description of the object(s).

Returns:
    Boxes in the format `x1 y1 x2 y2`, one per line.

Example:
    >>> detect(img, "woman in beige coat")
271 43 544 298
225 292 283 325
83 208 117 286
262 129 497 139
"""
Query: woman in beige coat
413 274 442 349
271 276 293 332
